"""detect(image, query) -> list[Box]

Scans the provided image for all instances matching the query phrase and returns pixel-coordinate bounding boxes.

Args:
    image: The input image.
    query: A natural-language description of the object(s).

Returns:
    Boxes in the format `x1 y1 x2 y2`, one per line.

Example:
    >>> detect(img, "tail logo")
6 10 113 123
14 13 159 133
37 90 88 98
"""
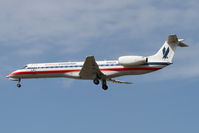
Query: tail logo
162 47 170 59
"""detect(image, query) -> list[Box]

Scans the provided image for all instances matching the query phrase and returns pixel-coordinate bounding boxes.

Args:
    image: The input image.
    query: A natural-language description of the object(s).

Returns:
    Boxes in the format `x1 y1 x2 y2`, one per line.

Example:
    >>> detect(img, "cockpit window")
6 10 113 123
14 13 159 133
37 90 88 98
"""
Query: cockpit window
21 65 28 69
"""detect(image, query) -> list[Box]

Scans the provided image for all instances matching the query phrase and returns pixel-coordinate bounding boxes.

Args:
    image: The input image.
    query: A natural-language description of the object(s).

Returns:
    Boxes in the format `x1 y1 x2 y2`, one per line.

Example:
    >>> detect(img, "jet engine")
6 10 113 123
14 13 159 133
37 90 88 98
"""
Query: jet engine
118 56 147 66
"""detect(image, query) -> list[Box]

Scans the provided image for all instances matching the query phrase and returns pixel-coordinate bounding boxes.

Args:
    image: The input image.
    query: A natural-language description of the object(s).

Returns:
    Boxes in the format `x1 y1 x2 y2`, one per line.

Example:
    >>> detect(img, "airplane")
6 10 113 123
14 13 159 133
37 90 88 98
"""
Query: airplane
6 35 188 90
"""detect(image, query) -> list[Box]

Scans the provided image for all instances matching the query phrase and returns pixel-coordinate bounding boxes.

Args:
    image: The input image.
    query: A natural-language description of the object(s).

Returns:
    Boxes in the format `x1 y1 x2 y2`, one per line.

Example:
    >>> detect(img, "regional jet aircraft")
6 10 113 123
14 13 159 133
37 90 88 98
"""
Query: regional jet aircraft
6 35 188 90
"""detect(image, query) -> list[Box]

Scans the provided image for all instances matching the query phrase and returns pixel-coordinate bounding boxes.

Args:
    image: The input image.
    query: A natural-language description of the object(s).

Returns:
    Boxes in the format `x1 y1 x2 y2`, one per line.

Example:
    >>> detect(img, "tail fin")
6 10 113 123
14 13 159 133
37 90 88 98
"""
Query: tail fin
150 35 189 63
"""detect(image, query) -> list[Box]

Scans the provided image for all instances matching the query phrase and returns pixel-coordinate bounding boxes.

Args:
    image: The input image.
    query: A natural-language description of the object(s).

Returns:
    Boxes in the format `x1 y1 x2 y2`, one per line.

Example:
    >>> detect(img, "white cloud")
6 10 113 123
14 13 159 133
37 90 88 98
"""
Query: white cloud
1 0 198 43
0 0 197 44
0 0 199 79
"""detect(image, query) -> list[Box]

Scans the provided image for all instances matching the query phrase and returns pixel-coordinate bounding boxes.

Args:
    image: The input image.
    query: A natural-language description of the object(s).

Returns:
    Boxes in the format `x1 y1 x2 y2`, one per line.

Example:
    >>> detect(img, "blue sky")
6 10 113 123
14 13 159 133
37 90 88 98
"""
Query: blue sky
0 0 199 132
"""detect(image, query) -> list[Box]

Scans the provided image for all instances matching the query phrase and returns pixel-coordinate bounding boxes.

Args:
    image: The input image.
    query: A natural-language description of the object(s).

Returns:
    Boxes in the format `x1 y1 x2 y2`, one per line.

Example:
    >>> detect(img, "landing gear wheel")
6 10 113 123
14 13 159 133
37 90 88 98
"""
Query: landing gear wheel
102 84 108 90
93 79 100 85
17 78 21 88
17 84 21 88
102 80 108 90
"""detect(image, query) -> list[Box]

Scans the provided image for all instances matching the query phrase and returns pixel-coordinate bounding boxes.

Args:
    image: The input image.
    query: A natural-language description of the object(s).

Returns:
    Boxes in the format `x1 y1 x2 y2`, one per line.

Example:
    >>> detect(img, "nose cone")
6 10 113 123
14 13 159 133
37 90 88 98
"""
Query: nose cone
6 71 21 81
6 73 12 78
6 70 17 78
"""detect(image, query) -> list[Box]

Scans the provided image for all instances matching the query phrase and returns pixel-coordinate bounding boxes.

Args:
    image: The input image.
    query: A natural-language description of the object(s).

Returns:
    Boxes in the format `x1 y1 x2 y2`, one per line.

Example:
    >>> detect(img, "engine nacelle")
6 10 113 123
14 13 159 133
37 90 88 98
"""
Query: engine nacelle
118 56 147 66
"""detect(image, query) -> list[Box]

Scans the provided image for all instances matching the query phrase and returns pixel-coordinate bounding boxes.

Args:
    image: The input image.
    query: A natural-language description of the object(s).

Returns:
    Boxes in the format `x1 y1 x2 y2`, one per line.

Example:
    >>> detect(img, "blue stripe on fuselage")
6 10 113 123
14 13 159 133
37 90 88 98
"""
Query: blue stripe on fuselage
147 62 172 65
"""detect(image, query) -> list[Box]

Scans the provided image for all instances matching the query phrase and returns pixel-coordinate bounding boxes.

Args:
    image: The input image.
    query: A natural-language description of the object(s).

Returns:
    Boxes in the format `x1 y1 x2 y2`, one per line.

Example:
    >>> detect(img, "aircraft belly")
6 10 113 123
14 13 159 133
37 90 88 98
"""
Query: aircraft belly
104 69 157 78
64 72 80 79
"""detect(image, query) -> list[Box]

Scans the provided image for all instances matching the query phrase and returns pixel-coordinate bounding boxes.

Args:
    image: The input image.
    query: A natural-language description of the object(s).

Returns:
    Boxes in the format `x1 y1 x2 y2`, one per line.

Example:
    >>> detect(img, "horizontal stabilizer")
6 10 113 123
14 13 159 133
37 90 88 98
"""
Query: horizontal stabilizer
108 79 133 84
178 42 189 47
168 35 178 44
168 35 189 47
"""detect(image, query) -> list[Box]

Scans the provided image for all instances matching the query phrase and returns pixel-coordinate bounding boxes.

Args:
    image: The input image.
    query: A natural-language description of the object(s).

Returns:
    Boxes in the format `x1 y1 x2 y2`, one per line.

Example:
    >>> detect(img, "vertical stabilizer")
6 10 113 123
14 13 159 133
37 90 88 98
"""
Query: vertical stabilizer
149 35 188 63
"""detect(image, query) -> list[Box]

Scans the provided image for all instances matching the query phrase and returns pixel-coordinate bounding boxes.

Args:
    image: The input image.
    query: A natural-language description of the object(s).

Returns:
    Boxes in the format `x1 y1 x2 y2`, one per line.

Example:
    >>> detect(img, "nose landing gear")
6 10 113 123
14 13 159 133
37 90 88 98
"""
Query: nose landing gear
16 79 22 88
17 83 21 88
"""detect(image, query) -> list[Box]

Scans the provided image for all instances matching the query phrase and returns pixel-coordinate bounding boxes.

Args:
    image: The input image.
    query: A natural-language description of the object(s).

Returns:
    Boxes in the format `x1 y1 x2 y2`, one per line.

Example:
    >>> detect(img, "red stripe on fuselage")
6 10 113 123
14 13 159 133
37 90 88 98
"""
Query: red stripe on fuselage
8 70 80 77
8 67 161 77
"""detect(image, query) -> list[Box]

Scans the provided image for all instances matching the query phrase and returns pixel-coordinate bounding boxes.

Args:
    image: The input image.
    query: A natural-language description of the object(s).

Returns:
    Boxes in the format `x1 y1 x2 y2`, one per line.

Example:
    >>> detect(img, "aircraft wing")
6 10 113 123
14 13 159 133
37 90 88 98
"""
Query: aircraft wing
108 79 133 84
79 56 104 79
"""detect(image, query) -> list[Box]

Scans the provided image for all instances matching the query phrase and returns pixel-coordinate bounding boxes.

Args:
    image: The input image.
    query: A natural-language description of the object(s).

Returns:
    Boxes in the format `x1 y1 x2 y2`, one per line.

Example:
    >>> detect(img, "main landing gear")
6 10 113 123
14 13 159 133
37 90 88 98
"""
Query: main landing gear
17 79 22 88
102 80 108 90
93 78 108 90
93 79 100 85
